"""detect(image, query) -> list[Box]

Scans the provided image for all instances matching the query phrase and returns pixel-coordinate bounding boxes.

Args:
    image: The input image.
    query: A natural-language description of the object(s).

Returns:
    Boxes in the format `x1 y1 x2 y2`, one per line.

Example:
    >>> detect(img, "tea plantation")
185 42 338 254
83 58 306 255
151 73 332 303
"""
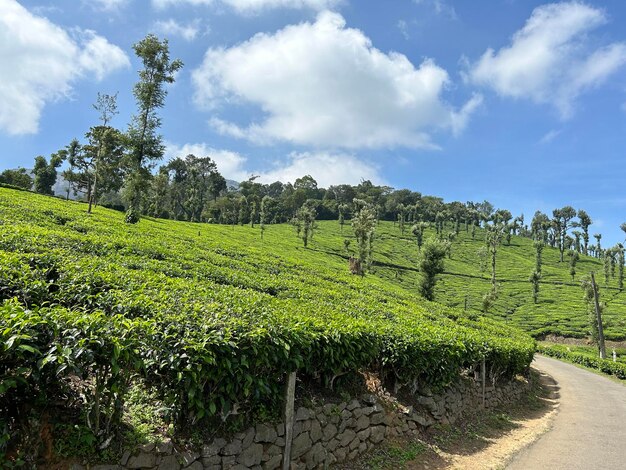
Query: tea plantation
0 187 535 458
310 221 626 341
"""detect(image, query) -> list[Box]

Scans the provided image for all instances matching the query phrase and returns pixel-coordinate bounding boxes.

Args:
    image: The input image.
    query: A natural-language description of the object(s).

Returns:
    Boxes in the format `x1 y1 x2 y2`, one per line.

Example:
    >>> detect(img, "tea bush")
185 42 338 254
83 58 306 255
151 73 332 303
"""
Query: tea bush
0 188 535 455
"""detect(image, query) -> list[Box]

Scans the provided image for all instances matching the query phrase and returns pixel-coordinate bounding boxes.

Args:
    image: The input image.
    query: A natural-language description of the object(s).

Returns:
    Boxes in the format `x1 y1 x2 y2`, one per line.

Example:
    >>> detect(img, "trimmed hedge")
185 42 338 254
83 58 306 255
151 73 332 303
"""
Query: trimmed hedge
0 187 535 449
538 344 626 380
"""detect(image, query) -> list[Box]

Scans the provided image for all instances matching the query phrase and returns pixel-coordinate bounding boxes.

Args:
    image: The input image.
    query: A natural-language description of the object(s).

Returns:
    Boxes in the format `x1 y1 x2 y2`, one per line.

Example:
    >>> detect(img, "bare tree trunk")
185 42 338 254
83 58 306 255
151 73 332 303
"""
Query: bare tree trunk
590 272 606 359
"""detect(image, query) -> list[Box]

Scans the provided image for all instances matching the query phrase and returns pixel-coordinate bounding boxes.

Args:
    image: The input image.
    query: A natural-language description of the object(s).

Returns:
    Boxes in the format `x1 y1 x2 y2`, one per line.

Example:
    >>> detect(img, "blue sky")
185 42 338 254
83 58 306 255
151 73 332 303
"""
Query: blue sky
1 0 626 245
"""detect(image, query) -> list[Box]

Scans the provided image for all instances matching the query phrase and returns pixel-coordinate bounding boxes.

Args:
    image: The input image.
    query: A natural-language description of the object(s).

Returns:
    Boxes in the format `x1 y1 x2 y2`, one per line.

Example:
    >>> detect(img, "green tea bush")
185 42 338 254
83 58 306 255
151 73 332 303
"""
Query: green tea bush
0 187 535 454
538 344 626 380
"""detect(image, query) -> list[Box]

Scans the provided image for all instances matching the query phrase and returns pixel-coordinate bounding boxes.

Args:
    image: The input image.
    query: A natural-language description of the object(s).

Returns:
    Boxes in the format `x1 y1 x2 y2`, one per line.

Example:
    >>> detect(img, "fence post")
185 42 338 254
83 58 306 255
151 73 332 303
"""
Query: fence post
481 359 486 408
282 372 297 470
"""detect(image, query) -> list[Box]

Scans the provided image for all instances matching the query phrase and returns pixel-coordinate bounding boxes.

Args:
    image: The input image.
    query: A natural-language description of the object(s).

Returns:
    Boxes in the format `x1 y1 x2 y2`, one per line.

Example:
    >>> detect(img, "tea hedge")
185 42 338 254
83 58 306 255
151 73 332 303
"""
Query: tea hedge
538 344 626 380
0 188 534 451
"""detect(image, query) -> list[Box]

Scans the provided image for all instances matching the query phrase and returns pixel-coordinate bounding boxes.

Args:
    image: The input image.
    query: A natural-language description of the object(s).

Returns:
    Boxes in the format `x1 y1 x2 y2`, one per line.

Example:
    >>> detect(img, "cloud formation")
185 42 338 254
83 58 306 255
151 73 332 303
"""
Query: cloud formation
0 1 129 135
165 142 250 181
165 142 382 186
193 11 478 149
468 2 626 117
152 0 340 13
154 18 201 41
256 152 383 187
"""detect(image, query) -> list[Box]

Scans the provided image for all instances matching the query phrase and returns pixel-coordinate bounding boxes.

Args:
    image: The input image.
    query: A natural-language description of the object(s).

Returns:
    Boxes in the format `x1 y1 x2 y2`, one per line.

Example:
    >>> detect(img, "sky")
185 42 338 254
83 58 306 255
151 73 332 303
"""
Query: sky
1 0 626 245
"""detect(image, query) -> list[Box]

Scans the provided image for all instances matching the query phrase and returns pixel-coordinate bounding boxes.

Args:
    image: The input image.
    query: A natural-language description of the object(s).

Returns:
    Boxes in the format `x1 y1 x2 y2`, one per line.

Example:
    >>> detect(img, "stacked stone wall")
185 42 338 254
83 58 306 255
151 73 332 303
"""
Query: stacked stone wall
72 376 530 470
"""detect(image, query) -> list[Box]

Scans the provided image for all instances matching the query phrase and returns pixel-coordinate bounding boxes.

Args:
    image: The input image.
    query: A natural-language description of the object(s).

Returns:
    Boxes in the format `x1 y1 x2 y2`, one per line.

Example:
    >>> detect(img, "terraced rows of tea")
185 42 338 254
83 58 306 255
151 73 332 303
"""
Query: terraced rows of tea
0 188 534 430
311 221 626 340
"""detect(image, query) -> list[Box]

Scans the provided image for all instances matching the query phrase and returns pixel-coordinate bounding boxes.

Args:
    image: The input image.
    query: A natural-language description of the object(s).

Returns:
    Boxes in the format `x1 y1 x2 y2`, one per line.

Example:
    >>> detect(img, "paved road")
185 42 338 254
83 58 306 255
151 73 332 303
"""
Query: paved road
507 355 626 470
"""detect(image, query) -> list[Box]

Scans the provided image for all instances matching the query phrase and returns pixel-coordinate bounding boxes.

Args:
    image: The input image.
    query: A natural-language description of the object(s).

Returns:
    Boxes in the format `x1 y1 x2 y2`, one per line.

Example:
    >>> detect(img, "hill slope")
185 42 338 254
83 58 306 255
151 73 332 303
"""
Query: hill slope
0 187 533 436
308 219 626 340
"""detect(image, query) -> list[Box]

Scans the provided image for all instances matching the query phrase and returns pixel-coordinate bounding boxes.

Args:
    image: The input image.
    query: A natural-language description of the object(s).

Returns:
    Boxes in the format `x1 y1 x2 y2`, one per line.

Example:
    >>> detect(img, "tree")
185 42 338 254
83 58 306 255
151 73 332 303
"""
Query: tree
166 154 221 221
417 237 447 301
604 251 611 286
552 206 577 262
259 195 274 239
89 92 120 213
529 270 541 304
569 251 579 281
338 203 349 232
621 222 626 240
531 211 550 243
33 153 64 195
578 210 592 255
594 233 602 257
617 244 624 290
582 274 606 359
534 240 544 274
293 204 316 247
63 128 125 209
530 240 544 303
125 34 183 223
485 223 505 288
0 168 32 189
411 222 427 251
352 199 377 272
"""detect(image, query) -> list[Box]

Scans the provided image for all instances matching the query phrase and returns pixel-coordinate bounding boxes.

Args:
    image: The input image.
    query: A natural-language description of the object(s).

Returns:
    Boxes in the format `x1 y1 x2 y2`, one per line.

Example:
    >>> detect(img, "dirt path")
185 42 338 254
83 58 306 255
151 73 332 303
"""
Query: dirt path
430 367 558 470
507 355 626 470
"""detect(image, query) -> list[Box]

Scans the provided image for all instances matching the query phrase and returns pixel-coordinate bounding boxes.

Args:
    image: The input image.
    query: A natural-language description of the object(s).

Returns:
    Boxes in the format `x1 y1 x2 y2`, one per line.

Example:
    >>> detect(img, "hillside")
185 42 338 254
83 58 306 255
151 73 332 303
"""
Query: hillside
0 187 534 458
307 220 626 340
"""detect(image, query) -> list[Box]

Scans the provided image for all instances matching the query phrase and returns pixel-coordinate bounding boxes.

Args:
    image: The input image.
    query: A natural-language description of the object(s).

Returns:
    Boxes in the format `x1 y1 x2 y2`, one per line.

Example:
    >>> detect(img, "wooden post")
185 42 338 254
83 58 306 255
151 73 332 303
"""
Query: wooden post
481 359 486 408
590 273 606 359
282 372 296 470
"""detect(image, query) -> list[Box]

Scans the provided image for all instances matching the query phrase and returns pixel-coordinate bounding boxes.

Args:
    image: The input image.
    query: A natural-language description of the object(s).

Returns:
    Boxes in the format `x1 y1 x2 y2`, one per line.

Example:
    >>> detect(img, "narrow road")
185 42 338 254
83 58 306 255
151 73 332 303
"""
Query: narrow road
507 355 626 470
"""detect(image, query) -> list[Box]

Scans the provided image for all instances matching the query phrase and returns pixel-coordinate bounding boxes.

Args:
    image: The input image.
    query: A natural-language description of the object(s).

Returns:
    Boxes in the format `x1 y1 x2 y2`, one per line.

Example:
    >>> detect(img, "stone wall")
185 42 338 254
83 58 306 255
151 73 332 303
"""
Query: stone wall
73 375 530 470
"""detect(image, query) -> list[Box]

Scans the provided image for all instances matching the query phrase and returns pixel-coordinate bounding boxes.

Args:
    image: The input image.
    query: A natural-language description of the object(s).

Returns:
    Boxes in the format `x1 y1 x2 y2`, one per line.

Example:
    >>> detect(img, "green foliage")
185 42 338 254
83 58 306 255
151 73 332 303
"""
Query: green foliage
417 238 447 301
0 187 535 457
538 344 626 380
0 168 32 190
352 200 377 271
125 34 183 218
33 153 64 195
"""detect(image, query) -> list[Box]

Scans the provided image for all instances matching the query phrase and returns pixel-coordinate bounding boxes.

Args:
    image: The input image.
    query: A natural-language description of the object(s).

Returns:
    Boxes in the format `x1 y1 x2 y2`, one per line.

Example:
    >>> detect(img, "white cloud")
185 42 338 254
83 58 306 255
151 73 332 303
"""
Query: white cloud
397 20 409 40
165 142 250 181
152 0 340 13
468 2 626 117
413 0 457 20
164 143 382 186
154 18 201 41
193 11 477 149
538 129 562 144
256 152 384 187
91 0 128 11
0 0 129 135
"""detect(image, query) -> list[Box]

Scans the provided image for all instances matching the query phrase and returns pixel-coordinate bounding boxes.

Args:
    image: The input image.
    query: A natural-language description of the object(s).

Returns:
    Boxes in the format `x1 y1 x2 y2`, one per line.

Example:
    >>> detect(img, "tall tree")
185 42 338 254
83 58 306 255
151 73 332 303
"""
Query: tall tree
125 34 183 223
411 222 427 251
485 223 505 288
293 203 316 247
338 203 349 232
352 199 377 272
594 233 602 258
577 210 592 255
552 206 577 262
417 238 447 301
63 128 125 208
33 153 64 195
89 92 120 213
582 274 606 359
0 168 32 189
569 251 579 281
